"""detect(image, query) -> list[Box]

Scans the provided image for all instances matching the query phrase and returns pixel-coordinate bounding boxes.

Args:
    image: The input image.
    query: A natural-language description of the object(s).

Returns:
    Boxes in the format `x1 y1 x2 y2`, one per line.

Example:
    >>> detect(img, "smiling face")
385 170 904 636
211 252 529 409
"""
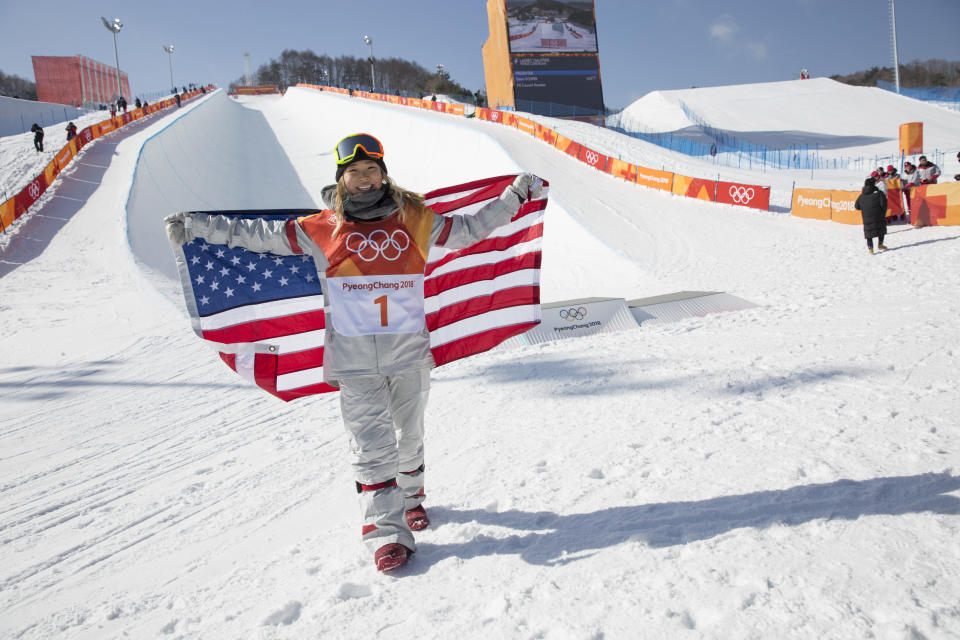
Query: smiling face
341 159 384 195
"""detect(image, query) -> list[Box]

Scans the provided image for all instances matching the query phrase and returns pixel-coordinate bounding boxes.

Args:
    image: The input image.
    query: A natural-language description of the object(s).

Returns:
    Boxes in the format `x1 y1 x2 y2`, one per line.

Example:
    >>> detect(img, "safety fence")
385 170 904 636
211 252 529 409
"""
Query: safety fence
296 83 774 213
876 81 960 111
791 179 960 227
0 86 215 234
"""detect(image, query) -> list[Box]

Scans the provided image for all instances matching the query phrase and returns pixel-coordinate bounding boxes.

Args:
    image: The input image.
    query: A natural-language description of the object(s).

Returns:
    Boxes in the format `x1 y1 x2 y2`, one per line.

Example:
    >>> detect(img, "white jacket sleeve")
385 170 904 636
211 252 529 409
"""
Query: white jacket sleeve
430 179 531 250
167 212 299 256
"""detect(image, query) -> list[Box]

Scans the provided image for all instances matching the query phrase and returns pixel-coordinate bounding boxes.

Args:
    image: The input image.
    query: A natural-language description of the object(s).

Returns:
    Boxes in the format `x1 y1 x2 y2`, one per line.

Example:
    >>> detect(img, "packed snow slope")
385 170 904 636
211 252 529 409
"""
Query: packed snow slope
615 77 960 158
1 86 959 640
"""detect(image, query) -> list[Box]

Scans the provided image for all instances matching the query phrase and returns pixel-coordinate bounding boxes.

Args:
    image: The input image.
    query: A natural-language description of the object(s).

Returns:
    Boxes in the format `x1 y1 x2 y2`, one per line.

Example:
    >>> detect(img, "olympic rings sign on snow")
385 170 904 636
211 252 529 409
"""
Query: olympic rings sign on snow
345 229 410 262
28 179 42 200
584 150 600 165
729 185 755 204
559 306 587 322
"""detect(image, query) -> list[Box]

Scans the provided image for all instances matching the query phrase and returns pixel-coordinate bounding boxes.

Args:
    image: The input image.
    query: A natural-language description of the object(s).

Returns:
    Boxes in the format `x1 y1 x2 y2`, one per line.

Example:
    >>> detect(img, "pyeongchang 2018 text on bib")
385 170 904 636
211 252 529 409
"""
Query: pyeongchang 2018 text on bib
327 275 426 336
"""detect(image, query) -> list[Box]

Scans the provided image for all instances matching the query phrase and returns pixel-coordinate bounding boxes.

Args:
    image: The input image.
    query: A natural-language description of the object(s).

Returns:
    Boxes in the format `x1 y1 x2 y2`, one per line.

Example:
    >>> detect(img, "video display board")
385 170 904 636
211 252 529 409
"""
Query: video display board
511 54 603 111
506 0 598 54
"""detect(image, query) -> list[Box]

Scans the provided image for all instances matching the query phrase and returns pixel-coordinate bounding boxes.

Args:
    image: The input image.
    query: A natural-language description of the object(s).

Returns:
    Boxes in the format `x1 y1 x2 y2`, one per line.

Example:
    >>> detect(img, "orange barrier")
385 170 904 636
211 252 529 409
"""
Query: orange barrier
555 134 580 158
578 145 608 171
635 166 674 192
828 190 861 225
885 178 905 219
716 181 771 211
0 86 213 234
899 122 923 156
535 123 557 146
672 174 716 201
516 116 536 136
791 188 832 220
607 158 637 182
910 182 960 226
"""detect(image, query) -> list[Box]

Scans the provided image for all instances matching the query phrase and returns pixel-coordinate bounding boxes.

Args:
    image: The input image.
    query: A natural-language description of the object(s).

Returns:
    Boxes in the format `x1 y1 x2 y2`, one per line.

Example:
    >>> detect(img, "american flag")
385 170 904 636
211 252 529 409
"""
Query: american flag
171 174 547 401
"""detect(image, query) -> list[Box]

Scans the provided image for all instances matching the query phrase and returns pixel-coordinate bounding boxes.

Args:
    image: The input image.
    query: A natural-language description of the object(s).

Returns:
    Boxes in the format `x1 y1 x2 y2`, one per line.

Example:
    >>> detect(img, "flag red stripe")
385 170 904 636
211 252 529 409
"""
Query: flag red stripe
275 382 340 401
427 285 540 330
431 322 539 367
276 347 325 375
425 222 544 277
201 309 326 343
424 252 541 298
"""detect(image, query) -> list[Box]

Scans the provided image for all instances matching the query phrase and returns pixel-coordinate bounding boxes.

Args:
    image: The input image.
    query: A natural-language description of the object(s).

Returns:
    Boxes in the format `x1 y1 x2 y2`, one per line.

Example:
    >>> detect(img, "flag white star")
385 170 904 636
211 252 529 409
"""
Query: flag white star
236 274 246 284
305 273 315 282
219 267 230 277
210 280 220 291
230 256 241 266
190 256 200 265
199 296 210 305
216 249 226 258
263 269 273 279
279 277 289 286
224 287 235 298
246 262 257 272
205 261 214 271
252 282 262 292
195 275 205 285
290 265 300 274
273 256 284 266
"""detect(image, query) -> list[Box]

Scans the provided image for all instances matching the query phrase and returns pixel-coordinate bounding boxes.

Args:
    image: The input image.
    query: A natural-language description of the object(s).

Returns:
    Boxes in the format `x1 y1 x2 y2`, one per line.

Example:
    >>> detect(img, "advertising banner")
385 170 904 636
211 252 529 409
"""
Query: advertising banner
535 123 557 146
635 166 673 192
505 0 599 54
14 174 48 216
55 144 74 172
488 109 504 124
607 158 637 182
516 116 536 136
446 104 466 116
672 174 716 201
910 182 960 226
578 145 607 171
885 178 905 218
791 188 832 220
716 181 771 211
1 197 14 230
43 159 59 185
899 122 923 156
554 134 580 158
517 297 638 345
828 190 860 225
78 126 95 146
502 111 518 127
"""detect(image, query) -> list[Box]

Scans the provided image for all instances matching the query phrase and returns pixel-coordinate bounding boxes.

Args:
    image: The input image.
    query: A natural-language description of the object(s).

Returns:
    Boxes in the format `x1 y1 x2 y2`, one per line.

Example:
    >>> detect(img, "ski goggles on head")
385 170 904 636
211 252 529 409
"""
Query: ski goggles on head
334 133 384 166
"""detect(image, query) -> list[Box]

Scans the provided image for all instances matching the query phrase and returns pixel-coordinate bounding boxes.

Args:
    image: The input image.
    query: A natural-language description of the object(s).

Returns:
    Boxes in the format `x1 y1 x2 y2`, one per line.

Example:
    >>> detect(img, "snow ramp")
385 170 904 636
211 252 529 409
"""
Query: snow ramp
126 90 317 280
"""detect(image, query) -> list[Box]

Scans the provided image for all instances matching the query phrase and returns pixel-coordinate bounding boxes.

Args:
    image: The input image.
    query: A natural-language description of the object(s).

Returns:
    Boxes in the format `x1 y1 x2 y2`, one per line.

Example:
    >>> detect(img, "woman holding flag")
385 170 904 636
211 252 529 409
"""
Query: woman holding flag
166 133 542 572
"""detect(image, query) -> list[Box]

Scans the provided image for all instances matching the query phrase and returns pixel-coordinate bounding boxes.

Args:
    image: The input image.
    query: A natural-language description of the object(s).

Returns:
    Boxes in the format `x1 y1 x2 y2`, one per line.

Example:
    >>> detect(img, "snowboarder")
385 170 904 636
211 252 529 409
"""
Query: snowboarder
164 133 542 572
30 123 44 152
855 177 888 254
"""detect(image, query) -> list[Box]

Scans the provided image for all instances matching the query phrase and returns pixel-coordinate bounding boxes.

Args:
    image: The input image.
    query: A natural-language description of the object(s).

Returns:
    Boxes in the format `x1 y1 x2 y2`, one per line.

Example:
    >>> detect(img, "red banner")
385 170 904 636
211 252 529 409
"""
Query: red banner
14 174 48 216
715 181 771 210
578 146 608 171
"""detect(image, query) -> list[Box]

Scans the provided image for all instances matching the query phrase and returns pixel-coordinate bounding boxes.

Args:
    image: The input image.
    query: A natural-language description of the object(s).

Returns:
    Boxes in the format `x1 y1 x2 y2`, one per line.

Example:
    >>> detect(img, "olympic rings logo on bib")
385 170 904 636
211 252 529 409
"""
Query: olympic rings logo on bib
729 185 755 204
345 229 410 262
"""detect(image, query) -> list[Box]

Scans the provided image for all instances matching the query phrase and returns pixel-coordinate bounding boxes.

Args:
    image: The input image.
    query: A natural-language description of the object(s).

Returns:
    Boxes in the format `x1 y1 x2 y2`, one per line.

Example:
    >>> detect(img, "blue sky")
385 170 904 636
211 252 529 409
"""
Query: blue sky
1 0 958 109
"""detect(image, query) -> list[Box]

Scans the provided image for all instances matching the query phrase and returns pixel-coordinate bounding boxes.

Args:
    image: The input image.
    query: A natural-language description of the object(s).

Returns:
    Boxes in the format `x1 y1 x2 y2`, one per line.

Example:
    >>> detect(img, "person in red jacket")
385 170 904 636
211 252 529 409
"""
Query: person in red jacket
917 156 941 184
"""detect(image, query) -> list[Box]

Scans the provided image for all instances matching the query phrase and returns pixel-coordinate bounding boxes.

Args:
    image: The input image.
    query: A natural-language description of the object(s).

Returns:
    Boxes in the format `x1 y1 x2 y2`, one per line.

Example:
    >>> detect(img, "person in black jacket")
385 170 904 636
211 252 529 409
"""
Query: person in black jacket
854 177 888 254
30 123 44 152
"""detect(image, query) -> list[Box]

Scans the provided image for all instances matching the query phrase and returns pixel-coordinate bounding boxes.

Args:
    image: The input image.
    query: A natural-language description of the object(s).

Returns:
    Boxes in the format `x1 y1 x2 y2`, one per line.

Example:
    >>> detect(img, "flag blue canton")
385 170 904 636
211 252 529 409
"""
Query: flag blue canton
182 238 322 316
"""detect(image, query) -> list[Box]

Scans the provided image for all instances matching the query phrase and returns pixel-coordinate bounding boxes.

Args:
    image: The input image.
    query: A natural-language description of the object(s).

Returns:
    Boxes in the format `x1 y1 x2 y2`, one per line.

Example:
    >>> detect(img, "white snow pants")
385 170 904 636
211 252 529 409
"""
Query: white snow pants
338 368 429 554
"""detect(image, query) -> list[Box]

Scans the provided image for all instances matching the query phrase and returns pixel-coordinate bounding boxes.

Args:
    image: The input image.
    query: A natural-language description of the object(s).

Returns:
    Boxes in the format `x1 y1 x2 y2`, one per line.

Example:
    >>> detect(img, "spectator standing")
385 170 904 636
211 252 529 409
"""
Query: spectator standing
855 177 888 254
30 123 44 152
175 93 182 107
885 164 899 179
65 122 77 141
135 97 142 109
917 156 941 184
871 170 887 195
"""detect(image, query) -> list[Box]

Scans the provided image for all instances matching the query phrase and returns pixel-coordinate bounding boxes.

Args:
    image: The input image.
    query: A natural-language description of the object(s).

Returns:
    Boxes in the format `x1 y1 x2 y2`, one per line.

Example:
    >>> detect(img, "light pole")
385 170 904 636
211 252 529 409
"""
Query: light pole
889 0 901 94
100 17 123 101
362 35 375 90
163 44 175 92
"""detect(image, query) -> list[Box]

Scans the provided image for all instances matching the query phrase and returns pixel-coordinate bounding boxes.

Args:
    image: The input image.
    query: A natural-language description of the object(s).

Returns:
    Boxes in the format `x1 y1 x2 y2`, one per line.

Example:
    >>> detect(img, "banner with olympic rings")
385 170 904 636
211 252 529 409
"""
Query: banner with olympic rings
672 174 716 202
607 158 637 183
555 134 580 158
577 145 608 171
716 181 770 211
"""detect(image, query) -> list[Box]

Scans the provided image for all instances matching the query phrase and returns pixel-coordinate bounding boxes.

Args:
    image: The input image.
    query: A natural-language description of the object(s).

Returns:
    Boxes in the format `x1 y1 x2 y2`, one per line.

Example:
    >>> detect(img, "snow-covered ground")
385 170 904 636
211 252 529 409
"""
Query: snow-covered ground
1 83 960 639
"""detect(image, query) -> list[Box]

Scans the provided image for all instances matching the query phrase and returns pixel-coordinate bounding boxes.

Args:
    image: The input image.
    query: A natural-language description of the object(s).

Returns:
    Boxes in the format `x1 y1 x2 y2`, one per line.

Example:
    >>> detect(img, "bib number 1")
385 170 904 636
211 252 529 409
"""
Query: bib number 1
374 295 388 327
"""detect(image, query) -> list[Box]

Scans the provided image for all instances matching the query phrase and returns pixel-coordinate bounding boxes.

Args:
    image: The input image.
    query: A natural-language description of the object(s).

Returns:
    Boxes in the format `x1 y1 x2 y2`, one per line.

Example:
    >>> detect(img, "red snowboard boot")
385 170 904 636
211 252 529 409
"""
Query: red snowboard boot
374 543 411 572
405 505 430 531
